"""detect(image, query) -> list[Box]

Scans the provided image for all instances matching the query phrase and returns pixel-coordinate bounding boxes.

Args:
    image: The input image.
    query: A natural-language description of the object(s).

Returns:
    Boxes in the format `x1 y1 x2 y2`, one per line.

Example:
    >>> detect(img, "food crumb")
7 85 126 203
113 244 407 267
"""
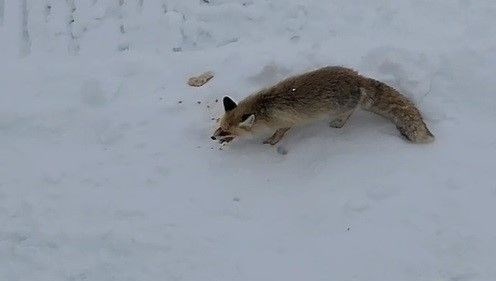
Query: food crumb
187 71 214 87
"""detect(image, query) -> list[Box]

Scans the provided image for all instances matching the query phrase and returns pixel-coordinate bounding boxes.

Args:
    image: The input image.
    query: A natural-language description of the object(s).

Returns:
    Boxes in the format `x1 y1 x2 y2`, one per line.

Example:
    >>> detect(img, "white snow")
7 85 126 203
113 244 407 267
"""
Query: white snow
1 1 496 280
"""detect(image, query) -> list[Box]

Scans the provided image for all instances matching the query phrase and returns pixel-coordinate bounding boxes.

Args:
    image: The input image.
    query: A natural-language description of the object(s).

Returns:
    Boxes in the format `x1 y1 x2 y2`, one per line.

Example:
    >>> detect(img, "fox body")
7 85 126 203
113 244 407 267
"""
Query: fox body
211 66 434 145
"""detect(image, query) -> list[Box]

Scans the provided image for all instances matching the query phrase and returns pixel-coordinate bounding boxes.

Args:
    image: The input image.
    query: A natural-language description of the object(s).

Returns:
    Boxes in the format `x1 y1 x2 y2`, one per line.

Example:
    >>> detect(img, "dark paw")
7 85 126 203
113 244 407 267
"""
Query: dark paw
329 119 345 128
263 139 277 145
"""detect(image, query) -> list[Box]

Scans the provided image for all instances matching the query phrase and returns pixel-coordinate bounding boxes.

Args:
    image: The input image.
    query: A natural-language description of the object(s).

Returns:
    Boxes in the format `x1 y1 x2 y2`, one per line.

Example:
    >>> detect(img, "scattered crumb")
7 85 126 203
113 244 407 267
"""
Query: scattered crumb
187 71 214 87
197 101 201 104
178 100 183 104
215 99 218 103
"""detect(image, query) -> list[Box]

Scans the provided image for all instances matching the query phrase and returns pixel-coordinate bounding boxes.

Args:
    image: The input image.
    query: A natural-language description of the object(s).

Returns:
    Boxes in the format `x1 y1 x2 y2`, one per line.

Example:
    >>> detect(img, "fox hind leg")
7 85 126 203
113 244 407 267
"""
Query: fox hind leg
263 127 291 145
330 111 354 128
330 87 361 128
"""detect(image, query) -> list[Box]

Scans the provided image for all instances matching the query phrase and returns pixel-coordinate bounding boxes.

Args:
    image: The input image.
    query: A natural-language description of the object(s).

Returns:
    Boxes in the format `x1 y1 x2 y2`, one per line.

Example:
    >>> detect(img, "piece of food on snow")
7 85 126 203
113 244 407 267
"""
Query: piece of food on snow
187 71 214 87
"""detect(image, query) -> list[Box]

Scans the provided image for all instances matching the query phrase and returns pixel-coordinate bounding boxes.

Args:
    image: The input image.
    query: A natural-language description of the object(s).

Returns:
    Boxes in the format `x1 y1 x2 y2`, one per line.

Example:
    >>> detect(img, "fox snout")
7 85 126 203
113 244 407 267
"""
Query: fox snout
210 96 256 144
211 128 235 144
211 134 234 144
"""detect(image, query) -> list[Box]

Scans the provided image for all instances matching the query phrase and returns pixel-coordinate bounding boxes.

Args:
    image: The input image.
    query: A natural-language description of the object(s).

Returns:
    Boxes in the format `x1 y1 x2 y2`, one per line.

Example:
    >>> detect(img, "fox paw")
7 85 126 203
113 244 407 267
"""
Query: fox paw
329 119 346 128
263 139 277 145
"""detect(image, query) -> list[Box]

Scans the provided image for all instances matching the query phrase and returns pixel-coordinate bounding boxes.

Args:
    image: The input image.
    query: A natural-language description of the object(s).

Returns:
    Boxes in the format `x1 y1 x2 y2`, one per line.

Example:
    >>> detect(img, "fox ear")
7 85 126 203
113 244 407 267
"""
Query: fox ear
223 96 237 112
239 114 255 128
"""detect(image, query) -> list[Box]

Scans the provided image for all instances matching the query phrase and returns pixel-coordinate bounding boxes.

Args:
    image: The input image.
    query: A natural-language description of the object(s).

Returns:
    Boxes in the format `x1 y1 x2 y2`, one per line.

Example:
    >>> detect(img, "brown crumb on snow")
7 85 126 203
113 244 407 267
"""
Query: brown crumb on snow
187 71 214 87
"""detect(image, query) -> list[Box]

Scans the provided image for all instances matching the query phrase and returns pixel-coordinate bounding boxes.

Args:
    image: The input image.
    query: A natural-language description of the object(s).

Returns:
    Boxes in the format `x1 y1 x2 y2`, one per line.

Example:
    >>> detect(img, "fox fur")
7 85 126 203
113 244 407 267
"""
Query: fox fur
211 66 434 145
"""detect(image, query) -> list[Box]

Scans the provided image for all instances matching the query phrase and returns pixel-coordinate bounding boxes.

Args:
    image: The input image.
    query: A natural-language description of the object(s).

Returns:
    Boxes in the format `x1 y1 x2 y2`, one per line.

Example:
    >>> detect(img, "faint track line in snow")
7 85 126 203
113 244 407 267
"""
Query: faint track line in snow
162 2 168 14
117 0 129 52
44 0 52 23
421 76 434 99
0 0 4 25
20 0 31 57
66 0 79 55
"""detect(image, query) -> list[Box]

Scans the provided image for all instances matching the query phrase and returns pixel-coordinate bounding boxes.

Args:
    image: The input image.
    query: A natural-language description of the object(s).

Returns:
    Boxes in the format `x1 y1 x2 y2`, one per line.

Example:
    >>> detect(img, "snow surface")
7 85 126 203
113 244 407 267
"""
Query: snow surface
1 1 496 280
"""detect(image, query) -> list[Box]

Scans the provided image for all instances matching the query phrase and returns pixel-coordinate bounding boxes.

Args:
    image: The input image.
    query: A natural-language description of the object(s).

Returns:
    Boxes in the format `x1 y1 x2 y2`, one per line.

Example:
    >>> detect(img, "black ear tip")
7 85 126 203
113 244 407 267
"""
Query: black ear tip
223 96 237 112
223 96 232 104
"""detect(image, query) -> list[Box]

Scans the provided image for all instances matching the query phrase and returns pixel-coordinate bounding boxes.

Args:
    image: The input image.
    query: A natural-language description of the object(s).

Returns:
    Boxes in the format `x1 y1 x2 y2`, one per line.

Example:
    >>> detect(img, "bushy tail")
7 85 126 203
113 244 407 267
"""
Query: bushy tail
359 78 434 143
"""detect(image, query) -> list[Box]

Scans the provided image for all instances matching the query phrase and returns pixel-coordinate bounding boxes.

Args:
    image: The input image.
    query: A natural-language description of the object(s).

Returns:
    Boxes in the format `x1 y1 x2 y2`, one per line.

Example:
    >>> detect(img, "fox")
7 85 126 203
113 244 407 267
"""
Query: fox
211 66 434 146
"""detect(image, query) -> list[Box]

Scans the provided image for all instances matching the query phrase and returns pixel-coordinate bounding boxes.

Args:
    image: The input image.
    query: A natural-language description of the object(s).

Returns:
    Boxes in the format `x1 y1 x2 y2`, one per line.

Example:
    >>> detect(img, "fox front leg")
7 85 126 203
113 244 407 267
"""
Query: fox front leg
263 127 290 145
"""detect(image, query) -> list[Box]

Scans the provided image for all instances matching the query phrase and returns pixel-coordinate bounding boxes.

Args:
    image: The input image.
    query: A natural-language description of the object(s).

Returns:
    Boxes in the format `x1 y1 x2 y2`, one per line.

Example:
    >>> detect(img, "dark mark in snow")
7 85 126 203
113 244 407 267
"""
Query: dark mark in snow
277 146 288 155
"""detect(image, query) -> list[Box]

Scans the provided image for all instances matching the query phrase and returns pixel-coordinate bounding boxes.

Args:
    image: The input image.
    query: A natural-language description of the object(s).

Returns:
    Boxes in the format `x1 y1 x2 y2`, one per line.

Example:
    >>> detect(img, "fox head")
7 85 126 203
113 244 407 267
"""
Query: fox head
211 96 256 144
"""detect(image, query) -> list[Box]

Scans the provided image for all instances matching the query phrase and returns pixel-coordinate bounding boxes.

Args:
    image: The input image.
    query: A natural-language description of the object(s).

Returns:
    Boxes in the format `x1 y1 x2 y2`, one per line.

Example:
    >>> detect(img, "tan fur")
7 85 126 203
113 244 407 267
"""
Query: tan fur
212 66 434 145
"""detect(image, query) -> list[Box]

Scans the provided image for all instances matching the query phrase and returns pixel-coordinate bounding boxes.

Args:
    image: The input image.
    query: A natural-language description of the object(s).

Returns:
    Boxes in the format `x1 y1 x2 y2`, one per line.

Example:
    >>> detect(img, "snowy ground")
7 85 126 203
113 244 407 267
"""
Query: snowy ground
1 1 496 280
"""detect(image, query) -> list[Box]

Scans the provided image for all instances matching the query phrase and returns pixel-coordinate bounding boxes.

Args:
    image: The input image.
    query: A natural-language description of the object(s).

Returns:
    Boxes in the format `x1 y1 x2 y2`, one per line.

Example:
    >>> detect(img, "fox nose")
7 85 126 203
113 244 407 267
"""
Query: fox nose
211 136 216 140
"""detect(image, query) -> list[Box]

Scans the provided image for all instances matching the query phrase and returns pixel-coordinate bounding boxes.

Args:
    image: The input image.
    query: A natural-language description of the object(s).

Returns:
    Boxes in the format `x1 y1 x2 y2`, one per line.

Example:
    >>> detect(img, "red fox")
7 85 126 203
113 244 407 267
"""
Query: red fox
211 66 434 145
